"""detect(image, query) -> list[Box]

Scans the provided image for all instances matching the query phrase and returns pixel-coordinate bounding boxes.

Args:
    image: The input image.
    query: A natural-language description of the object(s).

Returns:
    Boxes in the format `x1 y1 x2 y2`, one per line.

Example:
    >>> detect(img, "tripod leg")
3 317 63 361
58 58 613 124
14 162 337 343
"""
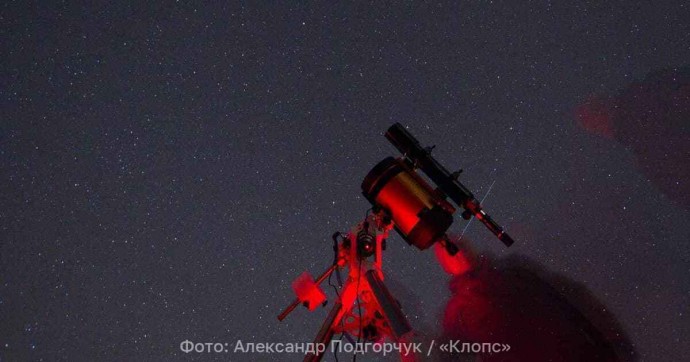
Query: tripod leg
304 277 362 362
303 300 343 362
365 270 412 340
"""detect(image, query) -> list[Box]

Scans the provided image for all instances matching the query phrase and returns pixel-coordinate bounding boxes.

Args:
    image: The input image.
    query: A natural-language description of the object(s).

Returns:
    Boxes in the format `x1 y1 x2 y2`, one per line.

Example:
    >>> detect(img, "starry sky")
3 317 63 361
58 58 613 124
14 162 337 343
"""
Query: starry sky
2 1 689 361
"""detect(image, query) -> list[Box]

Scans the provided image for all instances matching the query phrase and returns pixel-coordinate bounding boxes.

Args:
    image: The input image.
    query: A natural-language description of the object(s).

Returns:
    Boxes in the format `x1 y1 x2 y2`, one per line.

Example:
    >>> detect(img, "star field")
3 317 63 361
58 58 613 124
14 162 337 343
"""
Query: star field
1 1 689 361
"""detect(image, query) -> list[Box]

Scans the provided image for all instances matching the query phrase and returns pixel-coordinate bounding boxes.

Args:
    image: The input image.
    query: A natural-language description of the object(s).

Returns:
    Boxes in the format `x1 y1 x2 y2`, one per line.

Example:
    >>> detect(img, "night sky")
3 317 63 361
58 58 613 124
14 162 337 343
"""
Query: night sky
2 1 689 361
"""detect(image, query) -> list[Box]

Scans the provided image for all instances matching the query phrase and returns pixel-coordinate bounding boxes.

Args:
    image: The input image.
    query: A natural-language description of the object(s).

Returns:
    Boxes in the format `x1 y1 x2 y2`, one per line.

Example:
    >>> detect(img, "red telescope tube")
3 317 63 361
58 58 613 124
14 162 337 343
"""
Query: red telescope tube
361 157 455 250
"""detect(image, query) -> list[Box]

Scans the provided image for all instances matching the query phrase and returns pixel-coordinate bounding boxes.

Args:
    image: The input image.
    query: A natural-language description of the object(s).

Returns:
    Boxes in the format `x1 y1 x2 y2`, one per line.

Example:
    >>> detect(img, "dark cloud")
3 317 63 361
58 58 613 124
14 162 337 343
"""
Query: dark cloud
575 68 690 209
435 237 635 361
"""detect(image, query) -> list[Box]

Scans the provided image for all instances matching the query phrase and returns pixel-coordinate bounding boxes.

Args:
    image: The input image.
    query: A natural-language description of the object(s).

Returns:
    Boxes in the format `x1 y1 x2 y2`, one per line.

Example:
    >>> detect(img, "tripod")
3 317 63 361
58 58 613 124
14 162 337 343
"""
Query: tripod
278 210 416 361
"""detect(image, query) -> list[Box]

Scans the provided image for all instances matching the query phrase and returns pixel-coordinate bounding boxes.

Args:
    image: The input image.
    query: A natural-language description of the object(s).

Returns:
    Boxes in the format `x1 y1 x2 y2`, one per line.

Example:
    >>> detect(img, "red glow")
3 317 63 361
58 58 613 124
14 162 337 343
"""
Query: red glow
292 272 326 311
574 96 615 138
434 242 471 276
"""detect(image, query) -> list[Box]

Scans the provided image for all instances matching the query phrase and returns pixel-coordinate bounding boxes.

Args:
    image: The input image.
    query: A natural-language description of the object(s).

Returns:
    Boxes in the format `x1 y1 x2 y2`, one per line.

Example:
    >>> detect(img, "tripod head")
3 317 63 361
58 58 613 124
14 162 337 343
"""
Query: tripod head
341 208 392 260
277 209 393 322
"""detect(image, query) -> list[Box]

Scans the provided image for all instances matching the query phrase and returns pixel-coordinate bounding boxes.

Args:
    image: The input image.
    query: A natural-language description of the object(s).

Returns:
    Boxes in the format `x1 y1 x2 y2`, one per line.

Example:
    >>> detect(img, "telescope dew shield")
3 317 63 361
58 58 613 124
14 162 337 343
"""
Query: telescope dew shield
361 157 455 250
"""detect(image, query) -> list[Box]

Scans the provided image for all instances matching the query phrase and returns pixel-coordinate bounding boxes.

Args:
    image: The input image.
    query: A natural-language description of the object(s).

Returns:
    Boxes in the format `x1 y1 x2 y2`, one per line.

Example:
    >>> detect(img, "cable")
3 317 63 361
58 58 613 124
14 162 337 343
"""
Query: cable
353 257 362 362
328 232 342 297
328 232 346 362
328 270 341 298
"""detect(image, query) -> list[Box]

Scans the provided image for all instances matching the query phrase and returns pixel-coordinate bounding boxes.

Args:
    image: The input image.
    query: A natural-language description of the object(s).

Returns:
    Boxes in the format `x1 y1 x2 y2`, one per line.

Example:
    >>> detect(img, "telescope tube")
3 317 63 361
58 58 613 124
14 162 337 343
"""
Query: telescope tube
385 123 514 247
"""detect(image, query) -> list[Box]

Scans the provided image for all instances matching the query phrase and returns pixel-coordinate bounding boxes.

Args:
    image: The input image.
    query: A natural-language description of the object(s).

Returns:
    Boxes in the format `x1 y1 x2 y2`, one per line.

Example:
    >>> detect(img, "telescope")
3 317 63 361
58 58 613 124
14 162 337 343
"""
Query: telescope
278 123 514 362
362 123 514 249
